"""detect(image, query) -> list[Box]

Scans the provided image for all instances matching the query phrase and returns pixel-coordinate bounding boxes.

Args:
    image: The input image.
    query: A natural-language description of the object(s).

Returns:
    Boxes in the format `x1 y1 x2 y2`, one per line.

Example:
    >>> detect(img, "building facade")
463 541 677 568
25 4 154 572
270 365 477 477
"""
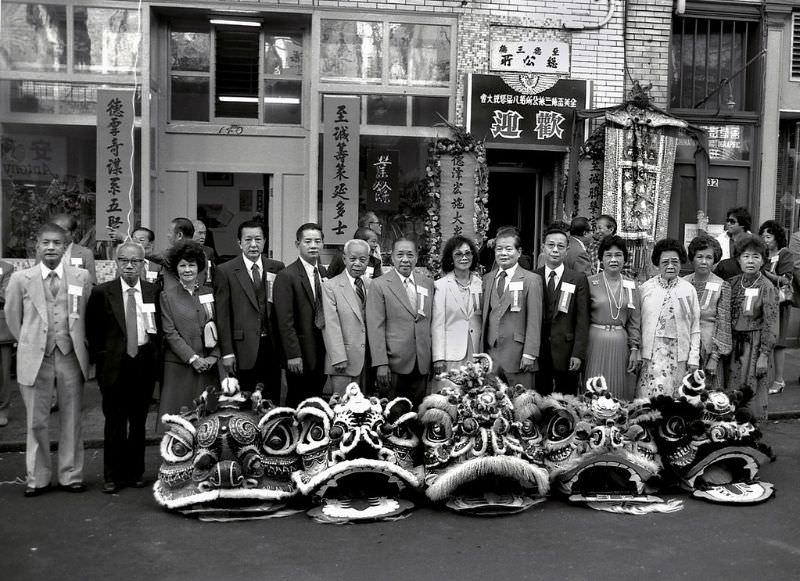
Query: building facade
0 0 785 264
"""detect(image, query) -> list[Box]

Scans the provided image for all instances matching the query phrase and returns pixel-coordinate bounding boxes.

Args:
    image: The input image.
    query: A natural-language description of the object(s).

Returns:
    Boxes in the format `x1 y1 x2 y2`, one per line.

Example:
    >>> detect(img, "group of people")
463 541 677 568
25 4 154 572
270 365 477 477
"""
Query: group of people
2 205 793 498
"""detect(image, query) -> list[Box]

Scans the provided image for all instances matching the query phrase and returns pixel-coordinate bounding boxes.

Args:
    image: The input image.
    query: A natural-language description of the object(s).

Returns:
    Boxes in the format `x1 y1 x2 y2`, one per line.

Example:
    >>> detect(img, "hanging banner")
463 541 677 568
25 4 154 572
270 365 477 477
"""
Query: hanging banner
439 150 478 242
96 89 135 241
366 149 399 212
322 95 360 245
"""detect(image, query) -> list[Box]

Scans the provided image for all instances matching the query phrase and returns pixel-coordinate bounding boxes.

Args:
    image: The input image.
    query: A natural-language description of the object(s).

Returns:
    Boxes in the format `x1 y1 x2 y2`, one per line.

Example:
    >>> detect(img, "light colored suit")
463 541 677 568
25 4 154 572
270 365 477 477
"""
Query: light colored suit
481 266 543 389
432 273 483 363
64 243 96 285
4 264 91 487
566 236 592 276
322 273 371 392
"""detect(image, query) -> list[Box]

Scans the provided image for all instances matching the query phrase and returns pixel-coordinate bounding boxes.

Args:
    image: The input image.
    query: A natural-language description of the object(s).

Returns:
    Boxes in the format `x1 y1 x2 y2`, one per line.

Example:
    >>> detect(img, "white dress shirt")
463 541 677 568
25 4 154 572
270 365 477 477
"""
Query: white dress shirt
242 254 265 283
300 256 321 298
545 263 565 289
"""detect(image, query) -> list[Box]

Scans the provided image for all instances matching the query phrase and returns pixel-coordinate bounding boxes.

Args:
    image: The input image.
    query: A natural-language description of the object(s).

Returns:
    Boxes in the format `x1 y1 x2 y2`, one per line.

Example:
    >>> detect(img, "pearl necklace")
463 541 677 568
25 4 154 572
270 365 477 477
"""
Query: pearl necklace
602 272 624 321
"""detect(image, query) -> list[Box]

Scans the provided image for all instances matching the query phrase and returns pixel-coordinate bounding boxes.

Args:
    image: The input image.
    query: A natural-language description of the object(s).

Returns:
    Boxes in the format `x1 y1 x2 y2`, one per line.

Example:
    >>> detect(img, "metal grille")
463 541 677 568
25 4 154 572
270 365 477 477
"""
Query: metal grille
793 13 800 80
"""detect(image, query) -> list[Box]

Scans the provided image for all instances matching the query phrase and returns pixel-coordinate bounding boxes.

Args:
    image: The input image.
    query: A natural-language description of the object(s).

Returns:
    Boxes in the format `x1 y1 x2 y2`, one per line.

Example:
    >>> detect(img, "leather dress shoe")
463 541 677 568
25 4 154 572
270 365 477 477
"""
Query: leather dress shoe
103 482 121 494
58 483 87 493
130 479 147 488
24 485 52 498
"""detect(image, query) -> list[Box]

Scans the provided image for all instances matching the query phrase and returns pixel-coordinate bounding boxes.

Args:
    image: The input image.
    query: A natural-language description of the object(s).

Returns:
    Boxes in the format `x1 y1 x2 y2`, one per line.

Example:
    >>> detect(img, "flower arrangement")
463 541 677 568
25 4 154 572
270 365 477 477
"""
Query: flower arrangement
423 125 489 276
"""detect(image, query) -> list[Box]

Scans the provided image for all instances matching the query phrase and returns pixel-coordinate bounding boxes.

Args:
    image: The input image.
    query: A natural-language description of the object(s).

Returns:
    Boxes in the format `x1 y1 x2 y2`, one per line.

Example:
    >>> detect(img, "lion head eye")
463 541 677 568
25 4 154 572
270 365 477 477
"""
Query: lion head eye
425 423 447 443
261 419 298 454
547 411 574 442
661 416 686 440
161 433 194 463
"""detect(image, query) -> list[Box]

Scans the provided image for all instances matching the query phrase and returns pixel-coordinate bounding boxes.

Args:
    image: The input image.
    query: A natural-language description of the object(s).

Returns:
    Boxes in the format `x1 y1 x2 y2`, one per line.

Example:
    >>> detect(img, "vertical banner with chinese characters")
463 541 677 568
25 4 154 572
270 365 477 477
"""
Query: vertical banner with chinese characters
322 95 360 245
96 89 134 241
439 151 478 242
366 149 399 212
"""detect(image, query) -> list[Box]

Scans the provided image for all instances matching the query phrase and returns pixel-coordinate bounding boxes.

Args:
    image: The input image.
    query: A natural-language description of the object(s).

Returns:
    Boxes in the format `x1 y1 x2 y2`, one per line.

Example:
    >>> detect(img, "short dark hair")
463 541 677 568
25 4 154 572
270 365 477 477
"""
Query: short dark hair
651 238 687 266
296 222 323 241
758 220 787 250
597 214 617 235
171 217 195 239
570 216 592 236
733 233 768 263
167 240 207 274
543 226 569 245
440 236 479 273
687 234 722 263
727 207 751 232
495 226 522 250
548 220 571 233
598 235 628 264
37 222 67 242
392 237 417 252
353 227 376 241
237 219 265 241
132 226 155 243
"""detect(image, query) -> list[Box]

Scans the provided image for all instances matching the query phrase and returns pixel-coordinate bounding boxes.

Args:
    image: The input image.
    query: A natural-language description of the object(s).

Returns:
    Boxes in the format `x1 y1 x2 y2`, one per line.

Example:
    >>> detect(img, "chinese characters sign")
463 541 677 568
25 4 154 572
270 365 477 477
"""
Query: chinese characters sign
439 151 478 242
466 74 588 149
322 96 360 244
366 149 399 212
96 90 134 241
676 124 751 162
1 135 66 182
489 40 570 74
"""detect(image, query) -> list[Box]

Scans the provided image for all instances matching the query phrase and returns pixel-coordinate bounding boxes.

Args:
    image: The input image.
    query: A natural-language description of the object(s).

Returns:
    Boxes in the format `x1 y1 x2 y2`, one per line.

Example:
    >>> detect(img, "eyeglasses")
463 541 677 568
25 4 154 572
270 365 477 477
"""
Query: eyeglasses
117 258 144 266
453 251 473 259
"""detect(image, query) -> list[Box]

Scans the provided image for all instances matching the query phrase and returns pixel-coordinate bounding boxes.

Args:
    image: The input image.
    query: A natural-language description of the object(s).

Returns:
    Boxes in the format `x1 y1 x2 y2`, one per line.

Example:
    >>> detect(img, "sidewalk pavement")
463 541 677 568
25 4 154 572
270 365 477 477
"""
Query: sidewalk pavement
2 349 800 453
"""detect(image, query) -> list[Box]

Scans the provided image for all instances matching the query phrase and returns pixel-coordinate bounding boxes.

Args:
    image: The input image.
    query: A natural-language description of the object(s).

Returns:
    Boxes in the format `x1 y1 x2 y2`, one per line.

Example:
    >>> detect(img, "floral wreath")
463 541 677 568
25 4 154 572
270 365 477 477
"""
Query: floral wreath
423 126 489 275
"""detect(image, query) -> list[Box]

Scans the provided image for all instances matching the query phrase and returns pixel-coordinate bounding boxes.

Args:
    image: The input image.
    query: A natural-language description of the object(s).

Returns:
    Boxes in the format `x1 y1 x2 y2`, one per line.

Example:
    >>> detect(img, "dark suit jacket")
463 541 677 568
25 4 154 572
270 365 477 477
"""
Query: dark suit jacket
273 259 327 371
214 254 285 370
536 266 590 371
86 279 161 388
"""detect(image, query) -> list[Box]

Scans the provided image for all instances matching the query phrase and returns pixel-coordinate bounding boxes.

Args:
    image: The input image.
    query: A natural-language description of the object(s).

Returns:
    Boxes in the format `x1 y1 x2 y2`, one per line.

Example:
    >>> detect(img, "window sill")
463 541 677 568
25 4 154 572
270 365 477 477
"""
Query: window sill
165 123 309 137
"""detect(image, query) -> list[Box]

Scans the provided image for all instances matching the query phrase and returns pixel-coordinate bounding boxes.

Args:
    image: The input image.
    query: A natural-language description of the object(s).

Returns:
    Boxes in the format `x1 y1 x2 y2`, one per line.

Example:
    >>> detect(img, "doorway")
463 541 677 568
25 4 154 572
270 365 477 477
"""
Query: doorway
196 173 272 261
486 168 543 268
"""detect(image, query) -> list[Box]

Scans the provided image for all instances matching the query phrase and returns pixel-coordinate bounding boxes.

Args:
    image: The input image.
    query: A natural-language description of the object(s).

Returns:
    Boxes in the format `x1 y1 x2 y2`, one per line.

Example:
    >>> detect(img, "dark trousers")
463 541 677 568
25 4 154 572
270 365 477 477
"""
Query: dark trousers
536 349 580 395
100 350 155 484
383 364 427 407
238 337 282 406
286 366 326 408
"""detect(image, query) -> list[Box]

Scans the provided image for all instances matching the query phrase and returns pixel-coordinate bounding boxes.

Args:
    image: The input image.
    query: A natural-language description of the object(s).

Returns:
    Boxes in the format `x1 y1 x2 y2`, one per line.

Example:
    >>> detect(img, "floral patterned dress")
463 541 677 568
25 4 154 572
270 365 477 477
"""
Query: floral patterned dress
728 273 779 421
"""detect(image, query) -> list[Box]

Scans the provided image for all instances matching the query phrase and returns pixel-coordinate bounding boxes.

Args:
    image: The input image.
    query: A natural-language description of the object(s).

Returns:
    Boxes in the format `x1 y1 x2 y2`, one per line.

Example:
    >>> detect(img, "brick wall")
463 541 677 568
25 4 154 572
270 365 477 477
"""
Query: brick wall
624 0 673 107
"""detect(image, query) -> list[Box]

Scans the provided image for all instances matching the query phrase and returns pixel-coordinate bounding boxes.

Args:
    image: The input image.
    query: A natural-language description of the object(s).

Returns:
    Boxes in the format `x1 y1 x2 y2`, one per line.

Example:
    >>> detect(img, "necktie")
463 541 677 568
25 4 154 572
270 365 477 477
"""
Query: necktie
47 271 59 298
126 288 138 357
496 270 507 298
548 270 557 294
251 263 262 290
354 276 366 307
405 278 417 310
313 267 324 329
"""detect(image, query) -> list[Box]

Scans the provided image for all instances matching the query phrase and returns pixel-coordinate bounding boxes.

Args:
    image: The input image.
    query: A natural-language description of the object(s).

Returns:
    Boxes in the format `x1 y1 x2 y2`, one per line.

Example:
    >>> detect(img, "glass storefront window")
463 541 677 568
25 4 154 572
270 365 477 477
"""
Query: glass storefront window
675 124 753 162
263 80 302 124
320 20 382 84
73 7 140 74
388 23 450 87
0 3 68 72
171 76 209 121
366 95 406 126
265 33 303 76
411 96 448 126
170 30 210 72
6 79 141 115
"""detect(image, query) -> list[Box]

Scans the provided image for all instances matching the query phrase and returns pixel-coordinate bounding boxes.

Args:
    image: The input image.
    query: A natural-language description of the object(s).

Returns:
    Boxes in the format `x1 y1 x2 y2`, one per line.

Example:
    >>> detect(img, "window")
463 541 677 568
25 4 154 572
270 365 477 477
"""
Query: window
670 15 761 112
168 20 305 124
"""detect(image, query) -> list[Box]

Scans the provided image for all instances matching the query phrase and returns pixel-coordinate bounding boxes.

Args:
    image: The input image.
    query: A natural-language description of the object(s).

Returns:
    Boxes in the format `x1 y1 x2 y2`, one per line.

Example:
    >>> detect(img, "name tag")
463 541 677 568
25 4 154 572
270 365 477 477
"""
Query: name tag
266 272 276 302
622 279 636 309
0 268 3 276
508 281 524 312
701 281 720 309
141 303 157 333
366 266 374 277
744 287 759 315
416 285 429 297
70 257 83 267
145 271 158 282
141 303 157 313
416 285 428 316
68 284 83 296
198 293 215 304
508 281 524 292
558 282 576 313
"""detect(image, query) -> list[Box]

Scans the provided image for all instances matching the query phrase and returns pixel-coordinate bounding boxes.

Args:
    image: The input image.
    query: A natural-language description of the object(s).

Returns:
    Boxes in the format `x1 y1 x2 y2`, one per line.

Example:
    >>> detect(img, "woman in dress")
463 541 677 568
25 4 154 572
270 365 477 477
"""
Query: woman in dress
636 238 701 398
727 235 779 421
431 236 483 391
159 240 220 420
683 235 732 391
758 220 795 394
584 235 641 400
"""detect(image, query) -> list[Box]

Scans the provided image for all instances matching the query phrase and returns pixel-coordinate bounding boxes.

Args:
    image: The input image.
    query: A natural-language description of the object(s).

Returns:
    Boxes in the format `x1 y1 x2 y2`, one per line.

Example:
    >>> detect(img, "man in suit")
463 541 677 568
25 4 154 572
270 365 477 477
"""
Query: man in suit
86 241 161 493
482 227 542 391
193 219 218 286
215 220 285 404
132 227 163 284
565 216 593 276
366 238 433 405
0 259 15 427
536 226 590 395
322 238 372 394
274 223 327 407
153 217 194 290
4 223 92 497
51 213 96 285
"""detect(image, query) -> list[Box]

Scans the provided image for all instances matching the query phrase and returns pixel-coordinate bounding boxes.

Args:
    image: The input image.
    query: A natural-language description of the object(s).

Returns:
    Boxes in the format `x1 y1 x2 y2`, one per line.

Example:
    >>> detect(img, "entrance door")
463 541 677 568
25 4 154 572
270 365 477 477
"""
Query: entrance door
670 164 750 240
486 168 543 267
